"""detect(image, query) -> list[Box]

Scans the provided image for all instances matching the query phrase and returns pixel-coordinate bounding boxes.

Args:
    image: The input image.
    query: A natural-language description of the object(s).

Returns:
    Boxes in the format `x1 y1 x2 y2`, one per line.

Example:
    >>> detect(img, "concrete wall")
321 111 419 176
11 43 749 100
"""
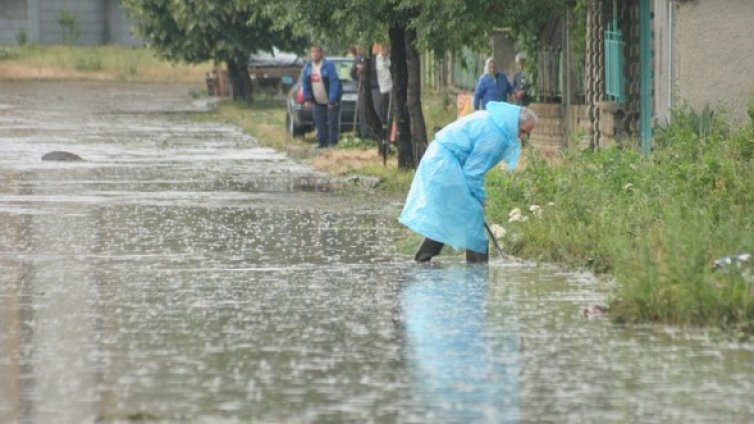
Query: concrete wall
38 0 106 45
492 31 517 80
0 0 139 46
653 0 673 126
673 0 754 126
105 0 139 45
0 0 29 44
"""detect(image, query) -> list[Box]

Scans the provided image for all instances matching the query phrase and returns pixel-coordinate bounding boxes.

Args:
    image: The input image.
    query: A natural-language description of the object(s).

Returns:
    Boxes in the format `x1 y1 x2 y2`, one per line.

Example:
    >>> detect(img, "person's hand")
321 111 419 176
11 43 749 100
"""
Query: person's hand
515 90 525 100
328 102 337 110
304 101 312 109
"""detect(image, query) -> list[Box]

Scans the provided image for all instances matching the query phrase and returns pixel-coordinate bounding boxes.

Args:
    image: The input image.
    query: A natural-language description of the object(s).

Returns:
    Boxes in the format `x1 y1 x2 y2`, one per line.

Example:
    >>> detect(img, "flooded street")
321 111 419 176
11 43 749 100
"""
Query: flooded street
1 81 754 423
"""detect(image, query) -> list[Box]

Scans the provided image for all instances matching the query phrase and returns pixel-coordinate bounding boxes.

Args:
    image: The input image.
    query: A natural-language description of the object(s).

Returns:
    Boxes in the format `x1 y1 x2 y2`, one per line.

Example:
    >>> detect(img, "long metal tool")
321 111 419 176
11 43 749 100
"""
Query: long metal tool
353 77 362 134
382 93 393 165
484 221 509 261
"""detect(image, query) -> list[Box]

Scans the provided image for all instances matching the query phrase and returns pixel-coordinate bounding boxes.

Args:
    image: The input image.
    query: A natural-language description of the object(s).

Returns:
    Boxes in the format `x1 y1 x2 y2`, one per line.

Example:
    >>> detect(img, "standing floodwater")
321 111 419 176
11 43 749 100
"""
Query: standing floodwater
1 81 753 423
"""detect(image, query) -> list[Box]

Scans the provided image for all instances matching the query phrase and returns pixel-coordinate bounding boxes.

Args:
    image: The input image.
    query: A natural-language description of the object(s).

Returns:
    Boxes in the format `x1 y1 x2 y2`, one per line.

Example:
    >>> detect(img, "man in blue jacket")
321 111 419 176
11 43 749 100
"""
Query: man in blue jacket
302 46 342 148
473 58 513 110
399 102 537 263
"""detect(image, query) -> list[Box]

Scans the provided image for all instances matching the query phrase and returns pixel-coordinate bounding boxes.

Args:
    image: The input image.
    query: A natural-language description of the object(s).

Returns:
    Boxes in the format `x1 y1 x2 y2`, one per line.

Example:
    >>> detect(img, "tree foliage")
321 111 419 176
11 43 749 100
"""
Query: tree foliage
123 0 305 100
127 0 569 160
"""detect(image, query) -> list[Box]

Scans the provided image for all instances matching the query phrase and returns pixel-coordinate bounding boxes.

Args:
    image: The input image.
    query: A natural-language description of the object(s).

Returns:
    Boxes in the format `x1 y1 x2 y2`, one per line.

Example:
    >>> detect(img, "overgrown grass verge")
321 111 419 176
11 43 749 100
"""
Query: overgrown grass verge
0 45 209 82
485 107 754 332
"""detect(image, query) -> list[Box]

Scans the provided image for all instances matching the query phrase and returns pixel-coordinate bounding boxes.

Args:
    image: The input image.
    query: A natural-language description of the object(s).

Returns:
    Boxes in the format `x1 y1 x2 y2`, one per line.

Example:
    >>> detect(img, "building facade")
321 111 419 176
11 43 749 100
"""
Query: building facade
586 0 754 150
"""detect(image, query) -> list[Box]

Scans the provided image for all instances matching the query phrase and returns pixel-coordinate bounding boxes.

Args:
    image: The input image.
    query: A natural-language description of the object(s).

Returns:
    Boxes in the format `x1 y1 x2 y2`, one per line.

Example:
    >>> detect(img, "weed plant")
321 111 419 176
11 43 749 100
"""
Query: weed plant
485 107 754 330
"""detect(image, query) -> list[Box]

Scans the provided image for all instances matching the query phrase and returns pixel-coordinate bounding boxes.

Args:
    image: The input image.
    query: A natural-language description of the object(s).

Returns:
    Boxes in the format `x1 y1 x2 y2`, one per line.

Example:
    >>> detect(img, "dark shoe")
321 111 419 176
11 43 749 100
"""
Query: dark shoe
414 238 444 262
465 250 489 264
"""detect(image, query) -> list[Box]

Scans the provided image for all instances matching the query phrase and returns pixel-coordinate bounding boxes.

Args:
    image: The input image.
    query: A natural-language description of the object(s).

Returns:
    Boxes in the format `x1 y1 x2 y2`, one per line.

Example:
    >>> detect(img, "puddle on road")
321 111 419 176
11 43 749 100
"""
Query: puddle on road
1 81 753 423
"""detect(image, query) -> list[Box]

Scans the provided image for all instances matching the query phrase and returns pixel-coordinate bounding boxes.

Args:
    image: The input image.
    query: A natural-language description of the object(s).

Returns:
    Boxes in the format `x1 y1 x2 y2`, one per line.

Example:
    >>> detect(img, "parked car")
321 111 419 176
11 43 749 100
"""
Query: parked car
285 56 381 139
248 48 303 94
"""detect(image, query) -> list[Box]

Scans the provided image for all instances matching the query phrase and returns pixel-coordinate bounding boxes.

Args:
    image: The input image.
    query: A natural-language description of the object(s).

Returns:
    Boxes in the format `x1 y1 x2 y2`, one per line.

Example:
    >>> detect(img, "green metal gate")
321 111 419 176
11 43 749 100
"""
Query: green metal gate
604 0 625 103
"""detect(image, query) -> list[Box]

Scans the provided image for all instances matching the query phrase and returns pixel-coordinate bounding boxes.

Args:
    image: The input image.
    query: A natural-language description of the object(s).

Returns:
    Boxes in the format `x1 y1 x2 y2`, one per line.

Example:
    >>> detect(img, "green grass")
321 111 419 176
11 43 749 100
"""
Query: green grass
485 109 754 331
202 99 316 161
422 89 458 134
0 45 209 82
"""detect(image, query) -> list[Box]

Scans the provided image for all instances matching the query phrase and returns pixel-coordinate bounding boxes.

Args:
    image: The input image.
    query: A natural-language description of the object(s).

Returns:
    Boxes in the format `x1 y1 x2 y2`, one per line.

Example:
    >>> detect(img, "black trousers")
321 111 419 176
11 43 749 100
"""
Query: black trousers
414 237 488 263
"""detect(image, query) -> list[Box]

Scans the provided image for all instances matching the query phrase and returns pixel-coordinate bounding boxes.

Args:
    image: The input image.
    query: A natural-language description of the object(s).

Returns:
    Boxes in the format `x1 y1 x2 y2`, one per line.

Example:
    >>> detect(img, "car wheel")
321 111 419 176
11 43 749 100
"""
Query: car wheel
286 112 304 138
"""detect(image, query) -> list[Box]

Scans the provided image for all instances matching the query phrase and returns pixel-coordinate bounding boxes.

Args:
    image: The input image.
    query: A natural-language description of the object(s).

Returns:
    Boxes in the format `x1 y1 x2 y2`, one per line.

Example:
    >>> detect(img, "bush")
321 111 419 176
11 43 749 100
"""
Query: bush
0 47 20 60
16 29 28 46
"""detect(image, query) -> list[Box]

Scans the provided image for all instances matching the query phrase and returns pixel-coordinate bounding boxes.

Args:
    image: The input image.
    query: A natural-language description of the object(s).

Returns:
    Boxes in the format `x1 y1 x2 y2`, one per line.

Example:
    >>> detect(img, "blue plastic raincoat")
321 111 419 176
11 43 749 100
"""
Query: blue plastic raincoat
399 101 522 254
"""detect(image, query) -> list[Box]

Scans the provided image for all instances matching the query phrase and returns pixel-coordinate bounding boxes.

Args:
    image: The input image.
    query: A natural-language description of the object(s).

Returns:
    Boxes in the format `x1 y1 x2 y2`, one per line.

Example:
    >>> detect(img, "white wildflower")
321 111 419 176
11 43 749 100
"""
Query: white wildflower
508 208 523 223
490 224 507 239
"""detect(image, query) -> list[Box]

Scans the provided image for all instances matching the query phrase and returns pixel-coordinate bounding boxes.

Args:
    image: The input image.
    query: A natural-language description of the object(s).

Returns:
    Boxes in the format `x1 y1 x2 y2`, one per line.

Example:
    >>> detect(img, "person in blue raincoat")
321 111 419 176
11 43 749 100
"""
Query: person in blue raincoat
399 101 537 263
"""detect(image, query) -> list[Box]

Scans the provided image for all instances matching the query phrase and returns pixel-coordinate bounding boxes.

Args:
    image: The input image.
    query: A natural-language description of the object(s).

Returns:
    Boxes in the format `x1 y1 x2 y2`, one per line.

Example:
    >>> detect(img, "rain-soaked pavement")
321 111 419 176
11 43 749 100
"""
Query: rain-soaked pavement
1 81 754 423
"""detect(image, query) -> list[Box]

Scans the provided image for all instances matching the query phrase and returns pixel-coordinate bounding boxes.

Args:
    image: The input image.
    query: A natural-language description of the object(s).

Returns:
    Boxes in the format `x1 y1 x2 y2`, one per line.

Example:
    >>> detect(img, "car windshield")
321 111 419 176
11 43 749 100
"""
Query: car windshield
332 60 353 81
298 58 355 82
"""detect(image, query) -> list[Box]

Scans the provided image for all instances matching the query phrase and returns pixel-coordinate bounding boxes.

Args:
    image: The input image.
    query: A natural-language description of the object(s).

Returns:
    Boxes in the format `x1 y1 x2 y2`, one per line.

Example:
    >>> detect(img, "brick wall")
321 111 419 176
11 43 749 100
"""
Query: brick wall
528 103 589 156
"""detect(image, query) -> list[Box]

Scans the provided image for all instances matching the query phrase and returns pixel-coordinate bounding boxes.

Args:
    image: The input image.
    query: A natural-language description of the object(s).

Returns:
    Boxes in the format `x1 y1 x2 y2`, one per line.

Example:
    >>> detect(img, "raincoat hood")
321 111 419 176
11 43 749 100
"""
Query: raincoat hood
487 101 520 136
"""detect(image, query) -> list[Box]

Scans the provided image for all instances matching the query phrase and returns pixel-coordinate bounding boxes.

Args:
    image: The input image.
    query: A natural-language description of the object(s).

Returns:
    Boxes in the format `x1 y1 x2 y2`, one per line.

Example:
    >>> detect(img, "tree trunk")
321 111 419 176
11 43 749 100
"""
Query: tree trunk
358 53 385 142
404 27 427 164
389 25 414 170
226 56 253 101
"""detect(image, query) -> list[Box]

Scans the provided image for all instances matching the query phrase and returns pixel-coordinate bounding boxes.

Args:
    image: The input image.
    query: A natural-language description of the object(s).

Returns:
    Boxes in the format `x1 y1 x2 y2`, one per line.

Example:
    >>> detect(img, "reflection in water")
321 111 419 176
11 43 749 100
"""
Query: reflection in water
402 265 519 423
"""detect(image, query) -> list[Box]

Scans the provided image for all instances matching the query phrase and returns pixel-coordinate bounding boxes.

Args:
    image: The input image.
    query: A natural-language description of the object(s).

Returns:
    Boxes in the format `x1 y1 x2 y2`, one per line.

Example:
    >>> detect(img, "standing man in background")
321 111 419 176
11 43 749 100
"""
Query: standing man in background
302 46 342 148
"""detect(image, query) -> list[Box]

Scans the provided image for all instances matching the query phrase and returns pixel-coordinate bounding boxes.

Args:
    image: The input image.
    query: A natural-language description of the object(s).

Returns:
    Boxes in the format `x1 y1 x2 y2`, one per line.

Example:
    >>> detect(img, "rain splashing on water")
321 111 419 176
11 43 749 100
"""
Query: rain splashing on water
1 81 753 423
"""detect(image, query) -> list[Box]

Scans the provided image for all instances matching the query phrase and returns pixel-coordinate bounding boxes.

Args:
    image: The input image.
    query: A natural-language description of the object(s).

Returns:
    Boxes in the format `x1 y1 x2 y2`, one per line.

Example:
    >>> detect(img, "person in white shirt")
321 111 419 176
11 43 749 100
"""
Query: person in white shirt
375 45 393 128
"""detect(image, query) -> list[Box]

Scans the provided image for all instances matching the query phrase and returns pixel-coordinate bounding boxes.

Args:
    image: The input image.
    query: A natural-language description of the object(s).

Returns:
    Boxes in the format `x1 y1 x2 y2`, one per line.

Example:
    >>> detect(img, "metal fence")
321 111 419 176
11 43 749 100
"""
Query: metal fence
536 47 563 102
604 22 625 103
423 44 585 105
451 47 484 92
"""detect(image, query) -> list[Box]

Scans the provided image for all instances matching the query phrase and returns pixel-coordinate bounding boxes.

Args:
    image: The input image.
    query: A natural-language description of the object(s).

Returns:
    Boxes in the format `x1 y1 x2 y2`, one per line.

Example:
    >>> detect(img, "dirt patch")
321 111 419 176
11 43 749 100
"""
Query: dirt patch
311 148 383 174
